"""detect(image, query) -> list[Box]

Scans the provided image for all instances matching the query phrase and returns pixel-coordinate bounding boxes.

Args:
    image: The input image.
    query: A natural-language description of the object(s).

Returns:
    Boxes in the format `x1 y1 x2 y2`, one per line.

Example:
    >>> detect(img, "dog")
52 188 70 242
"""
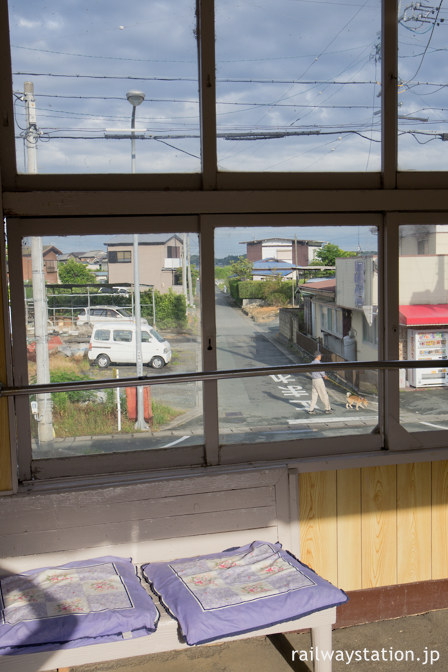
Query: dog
345 392 368 411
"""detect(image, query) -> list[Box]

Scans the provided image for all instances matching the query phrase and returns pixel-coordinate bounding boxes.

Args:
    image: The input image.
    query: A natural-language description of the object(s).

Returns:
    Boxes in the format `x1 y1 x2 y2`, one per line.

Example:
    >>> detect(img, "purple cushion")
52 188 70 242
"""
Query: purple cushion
0 556 159 655
142 540 347 645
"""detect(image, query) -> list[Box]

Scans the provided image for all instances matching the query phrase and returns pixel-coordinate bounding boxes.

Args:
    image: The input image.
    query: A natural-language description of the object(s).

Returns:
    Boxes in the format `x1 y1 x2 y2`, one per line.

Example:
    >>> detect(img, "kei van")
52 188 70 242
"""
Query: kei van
88 321 171 369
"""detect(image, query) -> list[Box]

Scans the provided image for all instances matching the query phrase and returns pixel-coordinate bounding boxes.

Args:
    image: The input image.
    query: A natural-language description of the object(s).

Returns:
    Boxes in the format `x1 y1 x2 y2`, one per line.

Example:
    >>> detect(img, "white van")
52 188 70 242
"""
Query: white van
88 321 171 369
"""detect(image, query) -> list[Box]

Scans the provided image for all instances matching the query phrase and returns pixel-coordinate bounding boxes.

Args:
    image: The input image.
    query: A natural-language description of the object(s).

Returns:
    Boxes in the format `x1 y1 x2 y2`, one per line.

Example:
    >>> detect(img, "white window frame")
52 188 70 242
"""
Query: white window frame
1 0 448 487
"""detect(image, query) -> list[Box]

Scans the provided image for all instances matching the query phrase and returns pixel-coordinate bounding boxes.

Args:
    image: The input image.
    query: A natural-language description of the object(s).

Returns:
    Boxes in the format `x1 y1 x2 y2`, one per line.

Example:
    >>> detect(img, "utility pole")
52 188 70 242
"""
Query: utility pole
182 233 187 303
24 81 53 442
187 234 194 307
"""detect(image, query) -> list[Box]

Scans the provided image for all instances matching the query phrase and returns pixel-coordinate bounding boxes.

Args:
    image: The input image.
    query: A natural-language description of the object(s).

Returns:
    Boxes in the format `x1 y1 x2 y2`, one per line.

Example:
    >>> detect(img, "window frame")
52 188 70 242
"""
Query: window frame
2 0 448 487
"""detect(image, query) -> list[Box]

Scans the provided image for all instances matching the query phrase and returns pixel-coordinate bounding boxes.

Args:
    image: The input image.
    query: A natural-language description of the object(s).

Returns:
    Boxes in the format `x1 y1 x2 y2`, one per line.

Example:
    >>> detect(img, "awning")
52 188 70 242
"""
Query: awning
399 304 448 326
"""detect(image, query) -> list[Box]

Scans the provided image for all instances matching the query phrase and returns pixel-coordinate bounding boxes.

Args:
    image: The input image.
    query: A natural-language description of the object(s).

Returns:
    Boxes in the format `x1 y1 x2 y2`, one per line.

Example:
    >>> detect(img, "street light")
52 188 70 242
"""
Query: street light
127 90 148 430
126 90 145 173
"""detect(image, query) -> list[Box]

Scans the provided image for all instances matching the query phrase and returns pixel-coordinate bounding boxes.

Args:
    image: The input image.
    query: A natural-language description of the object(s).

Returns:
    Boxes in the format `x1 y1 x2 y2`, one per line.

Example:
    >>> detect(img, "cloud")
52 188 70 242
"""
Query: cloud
9 0 448 174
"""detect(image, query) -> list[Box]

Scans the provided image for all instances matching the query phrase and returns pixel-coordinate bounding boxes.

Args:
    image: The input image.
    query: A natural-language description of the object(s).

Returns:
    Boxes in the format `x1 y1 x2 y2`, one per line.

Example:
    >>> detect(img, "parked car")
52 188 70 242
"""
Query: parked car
77 306 148 326
98 286 130 297
88 321 171 369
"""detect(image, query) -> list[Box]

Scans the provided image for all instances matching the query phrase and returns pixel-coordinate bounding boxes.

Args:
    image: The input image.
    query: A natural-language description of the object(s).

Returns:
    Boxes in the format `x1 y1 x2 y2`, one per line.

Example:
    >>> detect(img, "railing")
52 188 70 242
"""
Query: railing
1 359 447 397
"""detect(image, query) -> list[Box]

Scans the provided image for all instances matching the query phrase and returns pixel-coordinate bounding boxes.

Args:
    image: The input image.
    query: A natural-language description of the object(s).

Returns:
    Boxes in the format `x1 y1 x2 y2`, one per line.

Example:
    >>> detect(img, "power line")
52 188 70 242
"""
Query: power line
13 72 378 85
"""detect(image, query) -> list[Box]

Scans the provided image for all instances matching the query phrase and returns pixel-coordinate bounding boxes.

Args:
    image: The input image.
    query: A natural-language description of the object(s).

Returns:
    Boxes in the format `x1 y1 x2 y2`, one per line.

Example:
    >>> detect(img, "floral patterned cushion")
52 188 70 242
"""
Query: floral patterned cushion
0 556 158 654
142 540 348 645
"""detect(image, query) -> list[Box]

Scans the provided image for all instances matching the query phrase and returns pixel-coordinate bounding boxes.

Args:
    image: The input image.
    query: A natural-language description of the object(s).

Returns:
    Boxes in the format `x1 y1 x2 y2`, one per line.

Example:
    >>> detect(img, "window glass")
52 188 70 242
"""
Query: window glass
15 231 202 458
113 329 132 342
30 382 203 458
95 329 110 341
215 223 379 441
215 0 381 172
398 5 448 170
8 0 200 174
399 224 448 432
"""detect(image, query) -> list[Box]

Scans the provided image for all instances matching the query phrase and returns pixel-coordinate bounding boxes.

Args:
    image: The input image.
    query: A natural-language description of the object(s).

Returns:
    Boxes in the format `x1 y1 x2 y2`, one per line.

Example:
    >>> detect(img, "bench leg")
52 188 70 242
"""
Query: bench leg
311 624 333 672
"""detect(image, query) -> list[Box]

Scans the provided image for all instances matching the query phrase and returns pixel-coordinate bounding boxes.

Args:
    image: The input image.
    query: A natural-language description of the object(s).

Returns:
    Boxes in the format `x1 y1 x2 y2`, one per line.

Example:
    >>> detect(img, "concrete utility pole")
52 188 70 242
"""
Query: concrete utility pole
24 81 54 442
182 233 187 302
127 90 148 431
187 234 194 306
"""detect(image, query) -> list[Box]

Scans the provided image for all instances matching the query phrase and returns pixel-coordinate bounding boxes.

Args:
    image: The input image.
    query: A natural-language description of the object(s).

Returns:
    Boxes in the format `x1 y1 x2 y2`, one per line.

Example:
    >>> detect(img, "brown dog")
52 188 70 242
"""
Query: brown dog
346 392 368 410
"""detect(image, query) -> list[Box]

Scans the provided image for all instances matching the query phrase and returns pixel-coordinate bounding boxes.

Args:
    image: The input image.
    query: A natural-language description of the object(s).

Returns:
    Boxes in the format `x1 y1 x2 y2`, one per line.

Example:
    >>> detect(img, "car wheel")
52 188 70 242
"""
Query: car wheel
150 356 165 369
96 353 111 369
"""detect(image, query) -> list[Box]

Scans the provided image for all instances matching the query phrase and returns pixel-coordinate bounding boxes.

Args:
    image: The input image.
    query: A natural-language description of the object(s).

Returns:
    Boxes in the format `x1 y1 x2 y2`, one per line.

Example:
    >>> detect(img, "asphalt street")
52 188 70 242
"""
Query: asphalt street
34 291 448 456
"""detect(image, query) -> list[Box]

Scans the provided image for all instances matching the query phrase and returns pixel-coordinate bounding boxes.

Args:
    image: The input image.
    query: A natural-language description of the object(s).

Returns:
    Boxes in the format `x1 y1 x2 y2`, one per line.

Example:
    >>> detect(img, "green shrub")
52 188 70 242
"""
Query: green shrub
228 277 240 302
268 292 289 306
50 369 95 414
238 281 265 299
141 289 187 329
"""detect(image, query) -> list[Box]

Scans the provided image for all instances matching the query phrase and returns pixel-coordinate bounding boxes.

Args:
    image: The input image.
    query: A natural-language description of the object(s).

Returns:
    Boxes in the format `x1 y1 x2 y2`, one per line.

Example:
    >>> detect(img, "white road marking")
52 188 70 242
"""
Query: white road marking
420 421 448 431
288 415 374 425
161 435 190 448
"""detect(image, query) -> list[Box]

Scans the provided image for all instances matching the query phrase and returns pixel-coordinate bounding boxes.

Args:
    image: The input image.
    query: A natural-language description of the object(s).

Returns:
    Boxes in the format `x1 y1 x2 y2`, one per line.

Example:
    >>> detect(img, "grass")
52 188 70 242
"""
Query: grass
29 352 184 437
52 398 184 438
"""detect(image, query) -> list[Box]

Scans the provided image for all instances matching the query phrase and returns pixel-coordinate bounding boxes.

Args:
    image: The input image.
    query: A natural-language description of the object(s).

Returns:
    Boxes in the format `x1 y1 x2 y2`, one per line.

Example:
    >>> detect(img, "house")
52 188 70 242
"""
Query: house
243 237 323 266
22 244 62 284
58 250 108 282
106 234 183 293
297 253 448 389
251 258 296 281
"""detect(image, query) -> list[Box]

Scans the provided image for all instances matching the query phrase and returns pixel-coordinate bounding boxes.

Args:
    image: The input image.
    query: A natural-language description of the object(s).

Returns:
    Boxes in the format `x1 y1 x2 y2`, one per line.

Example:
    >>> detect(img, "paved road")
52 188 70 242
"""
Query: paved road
36 292 447 457
215 291 378 444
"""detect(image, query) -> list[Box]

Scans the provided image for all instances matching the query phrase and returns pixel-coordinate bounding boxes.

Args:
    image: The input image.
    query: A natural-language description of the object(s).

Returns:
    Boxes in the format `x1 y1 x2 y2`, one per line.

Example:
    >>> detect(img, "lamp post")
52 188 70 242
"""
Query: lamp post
126 90 148 431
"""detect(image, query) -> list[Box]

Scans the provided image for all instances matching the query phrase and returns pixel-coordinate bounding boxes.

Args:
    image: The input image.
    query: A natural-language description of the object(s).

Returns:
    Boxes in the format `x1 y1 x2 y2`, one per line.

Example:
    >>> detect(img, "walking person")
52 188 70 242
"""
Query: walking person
308 352 333 414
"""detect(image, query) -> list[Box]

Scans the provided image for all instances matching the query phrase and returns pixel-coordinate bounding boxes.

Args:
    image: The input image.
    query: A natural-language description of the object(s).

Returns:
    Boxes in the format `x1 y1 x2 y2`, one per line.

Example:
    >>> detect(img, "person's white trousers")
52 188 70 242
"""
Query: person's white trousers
310 377 331 411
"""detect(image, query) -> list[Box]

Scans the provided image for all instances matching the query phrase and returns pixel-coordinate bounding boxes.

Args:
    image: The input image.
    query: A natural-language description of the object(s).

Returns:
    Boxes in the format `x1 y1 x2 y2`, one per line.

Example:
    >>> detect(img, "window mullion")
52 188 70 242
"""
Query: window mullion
382 0 398 186
0 0 16 188
383 213 401 449
197 0 217 189
200 217 219 465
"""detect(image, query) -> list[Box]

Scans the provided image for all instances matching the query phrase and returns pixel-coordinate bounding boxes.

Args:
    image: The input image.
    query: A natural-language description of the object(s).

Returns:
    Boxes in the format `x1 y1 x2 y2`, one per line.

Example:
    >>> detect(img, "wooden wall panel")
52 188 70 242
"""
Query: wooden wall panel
432 460 448 580
361 465 397 588
299 462 448 593
337 468 362 591
299 470 337 585
397 462 431 583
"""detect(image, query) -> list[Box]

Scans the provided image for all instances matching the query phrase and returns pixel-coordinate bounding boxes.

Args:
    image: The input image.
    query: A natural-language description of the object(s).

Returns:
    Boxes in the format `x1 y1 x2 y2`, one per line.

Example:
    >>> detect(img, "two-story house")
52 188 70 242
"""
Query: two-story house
22 244 62 285
106 234 184 293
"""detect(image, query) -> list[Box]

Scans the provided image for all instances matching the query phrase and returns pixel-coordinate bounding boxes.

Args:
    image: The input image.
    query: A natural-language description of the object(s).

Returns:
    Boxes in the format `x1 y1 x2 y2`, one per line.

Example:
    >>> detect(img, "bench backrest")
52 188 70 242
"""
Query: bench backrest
0 466 299 574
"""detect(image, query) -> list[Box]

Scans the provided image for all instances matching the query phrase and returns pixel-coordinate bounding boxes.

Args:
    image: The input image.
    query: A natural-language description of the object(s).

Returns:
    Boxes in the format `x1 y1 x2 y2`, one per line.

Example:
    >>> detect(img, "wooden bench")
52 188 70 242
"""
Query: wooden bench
0 465 337 672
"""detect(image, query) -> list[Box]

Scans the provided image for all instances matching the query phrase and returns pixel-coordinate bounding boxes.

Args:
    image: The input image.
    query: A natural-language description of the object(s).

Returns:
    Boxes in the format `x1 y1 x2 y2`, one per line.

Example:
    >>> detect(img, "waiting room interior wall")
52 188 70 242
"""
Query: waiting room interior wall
299 462 448 592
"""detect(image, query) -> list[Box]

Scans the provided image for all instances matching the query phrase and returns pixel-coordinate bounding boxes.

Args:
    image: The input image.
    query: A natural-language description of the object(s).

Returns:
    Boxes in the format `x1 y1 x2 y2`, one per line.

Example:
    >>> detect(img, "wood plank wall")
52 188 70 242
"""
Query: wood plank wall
299 461 448 591
0 268 12 493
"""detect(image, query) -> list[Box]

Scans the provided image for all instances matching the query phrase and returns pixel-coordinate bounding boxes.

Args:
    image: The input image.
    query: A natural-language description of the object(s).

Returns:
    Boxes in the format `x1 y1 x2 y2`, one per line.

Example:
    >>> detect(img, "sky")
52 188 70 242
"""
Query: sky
43 224 378 259
8 0 448 175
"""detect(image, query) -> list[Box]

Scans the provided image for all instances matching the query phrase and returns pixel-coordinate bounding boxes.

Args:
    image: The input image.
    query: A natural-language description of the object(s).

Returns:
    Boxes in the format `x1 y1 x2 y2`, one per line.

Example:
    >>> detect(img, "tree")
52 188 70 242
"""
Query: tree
58 258 96 285
309 243 357 276
230 256 253 280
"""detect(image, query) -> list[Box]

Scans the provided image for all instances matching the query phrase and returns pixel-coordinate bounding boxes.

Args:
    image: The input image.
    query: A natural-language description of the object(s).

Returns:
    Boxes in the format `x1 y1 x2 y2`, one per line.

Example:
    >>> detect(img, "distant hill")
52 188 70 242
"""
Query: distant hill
214 255 240 267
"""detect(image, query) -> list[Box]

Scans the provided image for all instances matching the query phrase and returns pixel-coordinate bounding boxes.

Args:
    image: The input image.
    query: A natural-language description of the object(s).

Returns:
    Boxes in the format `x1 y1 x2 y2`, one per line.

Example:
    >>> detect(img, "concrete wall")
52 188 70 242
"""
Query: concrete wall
399 255 448 305
336 256 378 310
